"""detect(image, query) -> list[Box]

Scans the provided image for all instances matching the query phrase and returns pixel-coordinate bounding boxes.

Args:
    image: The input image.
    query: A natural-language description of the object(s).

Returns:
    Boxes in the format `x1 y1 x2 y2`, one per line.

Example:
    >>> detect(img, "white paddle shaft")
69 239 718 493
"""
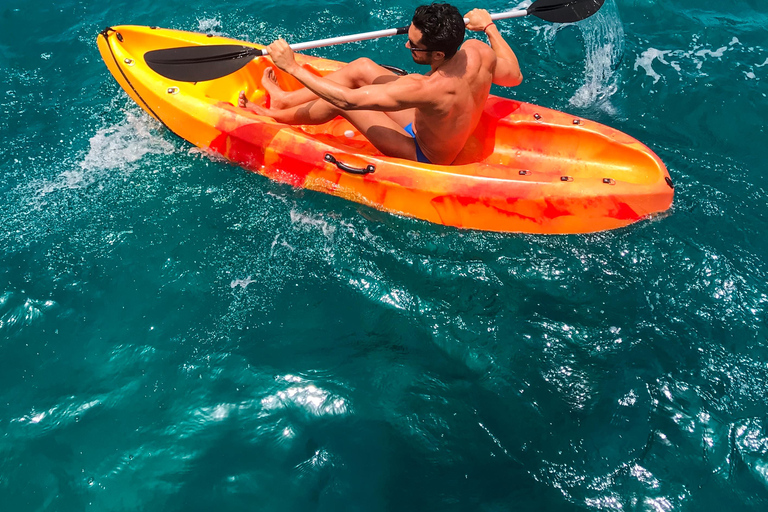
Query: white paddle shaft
263 9 529 55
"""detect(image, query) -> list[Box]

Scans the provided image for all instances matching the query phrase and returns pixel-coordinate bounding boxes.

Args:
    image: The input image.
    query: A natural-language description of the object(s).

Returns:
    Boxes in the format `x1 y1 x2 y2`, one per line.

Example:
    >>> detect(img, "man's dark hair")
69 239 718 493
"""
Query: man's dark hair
412 3 465 59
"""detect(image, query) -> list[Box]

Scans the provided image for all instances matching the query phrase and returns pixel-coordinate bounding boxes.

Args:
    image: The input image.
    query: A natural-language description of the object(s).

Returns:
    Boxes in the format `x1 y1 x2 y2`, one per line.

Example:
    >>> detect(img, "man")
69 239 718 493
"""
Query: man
239 4 522 165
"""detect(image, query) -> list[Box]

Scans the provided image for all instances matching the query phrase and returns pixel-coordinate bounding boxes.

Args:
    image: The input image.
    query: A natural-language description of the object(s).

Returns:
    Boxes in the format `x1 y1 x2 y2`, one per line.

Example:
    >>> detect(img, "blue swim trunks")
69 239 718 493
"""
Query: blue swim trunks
404 123 432 164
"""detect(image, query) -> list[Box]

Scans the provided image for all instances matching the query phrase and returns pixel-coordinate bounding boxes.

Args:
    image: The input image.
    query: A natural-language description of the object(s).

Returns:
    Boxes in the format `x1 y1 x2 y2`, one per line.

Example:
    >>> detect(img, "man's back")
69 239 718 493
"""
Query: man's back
412 39 497 164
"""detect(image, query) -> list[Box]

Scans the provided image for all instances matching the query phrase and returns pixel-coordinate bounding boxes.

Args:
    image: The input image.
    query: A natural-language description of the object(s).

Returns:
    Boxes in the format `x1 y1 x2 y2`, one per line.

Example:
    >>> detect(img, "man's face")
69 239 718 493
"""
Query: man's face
406 25 435 65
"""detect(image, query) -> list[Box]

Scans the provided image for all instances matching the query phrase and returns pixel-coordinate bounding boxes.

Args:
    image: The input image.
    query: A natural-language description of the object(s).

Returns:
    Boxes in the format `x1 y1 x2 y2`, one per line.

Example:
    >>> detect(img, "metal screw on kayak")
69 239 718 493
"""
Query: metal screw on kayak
560 176 573 182
573 119 581 125
519 170 531 175
124 58 135 66
207 34 213 37
167 87 179 95
665 177 674 189
534 113 541 120
603 178 615 185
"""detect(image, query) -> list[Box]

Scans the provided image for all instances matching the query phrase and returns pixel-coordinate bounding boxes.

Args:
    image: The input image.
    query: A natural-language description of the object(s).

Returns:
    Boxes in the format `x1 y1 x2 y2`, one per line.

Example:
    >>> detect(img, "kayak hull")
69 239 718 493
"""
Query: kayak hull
97 26 674 234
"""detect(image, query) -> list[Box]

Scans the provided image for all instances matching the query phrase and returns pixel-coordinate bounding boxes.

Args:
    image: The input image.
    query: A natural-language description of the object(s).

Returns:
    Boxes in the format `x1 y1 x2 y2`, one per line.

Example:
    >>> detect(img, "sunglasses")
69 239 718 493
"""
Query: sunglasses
406 39 437 53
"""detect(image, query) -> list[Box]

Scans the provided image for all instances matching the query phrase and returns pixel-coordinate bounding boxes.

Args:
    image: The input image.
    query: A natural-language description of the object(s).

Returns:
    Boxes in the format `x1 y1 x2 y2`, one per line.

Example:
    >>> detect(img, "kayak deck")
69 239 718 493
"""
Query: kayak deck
97 25 674 234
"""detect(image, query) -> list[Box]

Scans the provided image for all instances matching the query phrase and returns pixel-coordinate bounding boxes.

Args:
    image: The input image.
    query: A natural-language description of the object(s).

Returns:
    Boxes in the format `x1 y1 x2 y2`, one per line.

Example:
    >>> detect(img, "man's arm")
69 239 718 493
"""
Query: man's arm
266 39 434 111
465 9 523 87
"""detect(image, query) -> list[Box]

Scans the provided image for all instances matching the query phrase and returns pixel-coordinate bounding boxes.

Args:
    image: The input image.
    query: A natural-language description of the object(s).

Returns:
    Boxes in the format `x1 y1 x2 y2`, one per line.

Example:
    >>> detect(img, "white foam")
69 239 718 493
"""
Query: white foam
634 37 757 84
230 276 257 289
197 17 222 35
634 48 670 84
289 210 336 239
695 46 728 58
269 234 295 257
531 23 560 40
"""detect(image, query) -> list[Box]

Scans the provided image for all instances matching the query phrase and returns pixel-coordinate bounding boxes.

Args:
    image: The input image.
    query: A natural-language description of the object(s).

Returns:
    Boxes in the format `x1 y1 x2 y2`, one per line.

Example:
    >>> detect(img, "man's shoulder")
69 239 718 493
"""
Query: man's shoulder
385 72 439 96
459 38 496 64
461 38 492 52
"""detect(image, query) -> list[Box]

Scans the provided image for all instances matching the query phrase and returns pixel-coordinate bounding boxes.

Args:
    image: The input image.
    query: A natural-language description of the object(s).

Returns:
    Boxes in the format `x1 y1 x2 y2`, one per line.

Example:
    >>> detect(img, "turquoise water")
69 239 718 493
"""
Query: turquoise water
2 0 767 509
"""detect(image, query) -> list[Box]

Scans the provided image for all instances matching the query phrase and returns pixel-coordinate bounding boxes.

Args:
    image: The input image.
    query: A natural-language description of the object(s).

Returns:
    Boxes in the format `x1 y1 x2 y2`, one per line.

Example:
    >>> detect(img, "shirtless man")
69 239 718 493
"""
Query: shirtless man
239 4 522 165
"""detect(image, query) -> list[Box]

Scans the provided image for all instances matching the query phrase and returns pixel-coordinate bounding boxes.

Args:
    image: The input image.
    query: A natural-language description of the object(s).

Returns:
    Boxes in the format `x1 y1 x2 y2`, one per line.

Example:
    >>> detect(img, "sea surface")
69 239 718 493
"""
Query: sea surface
1 0 767 510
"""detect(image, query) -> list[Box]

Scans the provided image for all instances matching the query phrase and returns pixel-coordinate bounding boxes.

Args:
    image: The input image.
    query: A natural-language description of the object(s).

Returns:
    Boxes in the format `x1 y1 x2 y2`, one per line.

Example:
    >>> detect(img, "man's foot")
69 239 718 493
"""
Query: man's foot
261 67 289 109
238 91 271 116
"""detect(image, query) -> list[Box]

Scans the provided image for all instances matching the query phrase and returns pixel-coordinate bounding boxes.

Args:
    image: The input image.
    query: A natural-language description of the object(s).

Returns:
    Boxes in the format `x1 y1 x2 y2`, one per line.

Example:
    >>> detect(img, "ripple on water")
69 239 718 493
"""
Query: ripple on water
0 290 56 336
5 394 104 443
733 418 768 486
261 374 350 417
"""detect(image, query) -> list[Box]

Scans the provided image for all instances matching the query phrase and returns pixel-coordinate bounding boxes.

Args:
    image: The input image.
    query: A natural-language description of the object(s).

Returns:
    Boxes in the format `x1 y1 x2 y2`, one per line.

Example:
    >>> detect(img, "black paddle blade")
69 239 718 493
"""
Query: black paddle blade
527 0 605 23
144 44 263 82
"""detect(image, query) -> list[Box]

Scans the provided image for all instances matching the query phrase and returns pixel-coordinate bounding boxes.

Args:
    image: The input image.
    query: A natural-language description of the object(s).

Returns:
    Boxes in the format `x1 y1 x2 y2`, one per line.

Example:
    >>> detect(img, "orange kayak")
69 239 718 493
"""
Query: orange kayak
97 25 673 234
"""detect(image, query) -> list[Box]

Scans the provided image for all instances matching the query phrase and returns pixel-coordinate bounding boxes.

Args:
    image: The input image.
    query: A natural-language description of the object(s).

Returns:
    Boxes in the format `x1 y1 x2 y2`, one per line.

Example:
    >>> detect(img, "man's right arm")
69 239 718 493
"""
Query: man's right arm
265 39 436 112
465 9 523 87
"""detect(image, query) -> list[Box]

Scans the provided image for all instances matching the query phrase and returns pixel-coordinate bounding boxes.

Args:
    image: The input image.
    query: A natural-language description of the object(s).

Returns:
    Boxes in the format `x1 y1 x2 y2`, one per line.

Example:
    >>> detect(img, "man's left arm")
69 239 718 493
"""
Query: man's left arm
465 9 523 87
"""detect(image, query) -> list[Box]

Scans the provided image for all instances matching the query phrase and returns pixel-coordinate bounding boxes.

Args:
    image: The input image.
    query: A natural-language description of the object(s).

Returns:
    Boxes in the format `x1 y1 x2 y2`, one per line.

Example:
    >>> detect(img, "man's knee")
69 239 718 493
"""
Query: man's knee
348 58 384 86
350 57 377 69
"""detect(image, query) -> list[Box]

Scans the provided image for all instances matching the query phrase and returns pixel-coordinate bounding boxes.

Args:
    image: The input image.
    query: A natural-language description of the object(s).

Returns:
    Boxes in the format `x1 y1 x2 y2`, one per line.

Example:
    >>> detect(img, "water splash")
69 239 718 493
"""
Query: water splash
79 109 175 173
197 17 223 36
31 107 175 198
568 0 624 113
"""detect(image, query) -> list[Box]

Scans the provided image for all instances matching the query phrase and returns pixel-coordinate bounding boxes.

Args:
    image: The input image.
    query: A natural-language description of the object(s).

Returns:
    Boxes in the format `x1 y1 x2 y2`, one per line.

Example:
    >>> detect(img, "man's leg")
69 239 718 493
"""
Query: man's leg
262 58 399 110
240 97 340 125
241 98 418 161
340 109 419 161
242 58 415 127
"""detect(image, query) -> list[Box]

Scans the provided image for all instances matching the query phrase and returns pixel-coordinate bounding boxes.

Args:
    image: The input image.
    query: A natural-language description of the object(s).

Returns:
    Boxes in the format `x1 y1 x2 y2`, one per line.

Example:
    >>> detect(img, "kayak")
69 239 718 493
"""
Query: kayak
96 25 673 234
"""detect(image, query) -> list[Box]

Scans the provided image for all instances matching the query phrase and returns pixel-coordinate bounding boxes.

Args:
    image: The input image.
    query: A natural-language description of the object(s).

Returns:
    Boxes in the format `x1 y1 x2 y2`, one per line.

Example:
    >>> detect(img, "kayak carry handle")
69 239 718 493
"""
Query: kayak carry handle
324 153 375 175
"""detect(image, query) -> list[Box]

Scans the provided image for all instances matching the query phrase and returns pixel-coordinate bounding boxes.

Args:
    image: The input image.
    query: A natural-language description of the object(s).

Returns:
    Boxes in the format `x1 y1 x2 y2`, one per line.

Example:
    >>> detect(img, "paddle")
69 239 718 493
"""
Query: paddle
144 0 604 82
